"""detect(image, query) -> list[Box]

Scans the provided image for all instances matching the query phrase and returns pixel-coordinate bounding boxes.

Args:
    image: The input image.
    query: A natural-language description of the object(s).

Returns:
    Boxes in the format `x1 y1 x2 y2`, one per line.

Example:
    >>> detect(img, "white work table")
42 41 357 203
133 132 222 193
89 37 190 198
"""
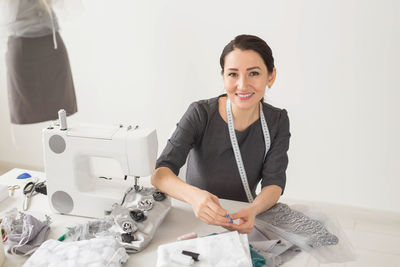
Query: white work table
0 168 309 266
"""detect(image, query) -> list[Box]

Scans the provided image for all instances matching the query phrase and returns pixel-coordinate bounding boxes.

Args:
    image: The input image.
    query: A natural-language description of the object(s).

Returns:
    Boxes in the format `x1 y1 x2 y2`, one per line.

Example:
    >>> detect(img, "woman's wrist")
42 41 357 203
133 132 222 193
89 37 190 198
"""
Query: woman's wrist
182 185 202 205
248 203 261 216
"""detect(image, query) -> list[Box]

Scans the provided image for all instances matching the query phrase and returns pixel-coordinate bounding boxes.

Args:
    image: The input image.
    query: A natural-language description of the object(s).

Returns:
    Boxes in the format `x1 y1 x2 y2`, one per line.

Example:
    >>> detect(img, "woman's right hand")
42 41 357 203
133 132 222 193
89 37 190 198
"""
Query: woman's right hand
187 188 231 226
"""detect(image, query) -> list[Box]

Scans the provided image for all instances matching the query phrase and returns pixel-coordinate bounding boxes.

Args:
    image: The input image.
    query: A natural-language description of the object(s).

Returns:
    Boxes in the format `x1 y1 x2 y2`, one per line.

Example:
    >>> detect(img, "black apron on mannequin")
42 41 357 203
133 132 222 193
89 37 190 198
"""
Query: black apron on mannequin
6 32 77 124
4 0 77 124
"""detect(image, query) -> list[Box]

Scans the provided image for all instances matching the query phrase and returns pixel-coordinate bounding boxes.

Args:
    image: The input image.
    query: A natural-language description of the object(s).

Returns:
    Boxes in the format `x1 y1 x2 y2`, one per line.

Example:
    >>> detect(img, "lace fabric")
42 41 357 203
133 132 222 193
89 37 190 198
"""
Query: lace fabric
255 203 357 263
257 203 338 248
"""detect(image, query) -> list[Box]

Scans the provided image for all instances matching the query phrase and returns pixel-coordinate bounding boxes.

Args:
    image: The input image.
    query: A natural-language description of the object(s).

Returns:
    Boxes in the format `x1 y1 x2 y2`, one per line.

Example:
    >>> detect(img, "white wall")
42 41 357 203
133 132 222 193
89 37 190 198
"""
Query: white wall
1 0 399 212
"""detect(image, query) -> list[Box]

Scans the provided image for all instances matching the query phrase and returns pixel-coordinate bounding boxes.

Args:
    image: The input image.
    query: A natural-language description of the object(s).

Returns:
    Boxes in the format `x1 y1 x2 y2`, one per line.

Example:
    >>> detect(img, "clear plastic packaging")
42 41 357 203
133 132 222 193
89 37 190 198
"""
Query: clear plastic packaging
67 216 115 241
255 203 357 263
0 208 22 236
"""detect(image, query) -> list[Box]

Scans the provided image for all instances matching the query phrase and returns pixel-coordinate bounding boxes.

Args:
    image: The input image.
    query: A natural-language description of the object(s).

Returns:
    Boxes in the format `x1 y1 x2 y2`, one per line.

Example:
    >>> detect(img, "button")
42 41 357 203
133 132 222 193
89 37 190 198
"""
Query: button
138 199 153 211
121 221 137 233
130 209 146 222
121 233 136 243
153 191 166 201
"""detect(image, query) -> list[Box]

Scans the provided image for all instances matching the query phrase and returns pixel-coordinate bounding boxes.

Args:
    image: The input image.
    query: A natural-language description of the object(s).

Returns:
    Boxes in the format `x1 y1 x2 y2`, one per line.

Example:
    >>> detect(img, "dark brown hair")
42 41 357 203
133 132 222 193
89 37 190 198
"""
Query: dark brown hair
220 34 275 74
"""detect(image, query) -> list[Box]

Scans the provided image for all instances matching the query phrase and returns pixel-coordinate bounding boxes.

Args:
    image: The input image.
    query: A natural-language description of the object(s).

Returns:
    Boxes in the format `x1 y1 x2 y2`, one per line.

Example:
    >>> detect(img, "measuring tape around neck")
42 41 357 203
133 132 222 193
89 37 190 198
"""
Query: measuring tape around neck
226 97 271 202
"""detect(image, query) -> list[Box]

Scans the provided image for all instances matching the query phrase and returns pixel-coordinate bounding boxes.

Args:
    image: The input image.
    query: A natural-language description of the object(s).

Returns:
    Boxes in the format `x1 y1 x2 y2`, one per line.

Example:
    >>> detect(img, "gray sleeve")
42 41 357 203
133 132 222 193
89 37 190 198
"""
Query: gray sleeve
261 109 291 195
156 102 206 175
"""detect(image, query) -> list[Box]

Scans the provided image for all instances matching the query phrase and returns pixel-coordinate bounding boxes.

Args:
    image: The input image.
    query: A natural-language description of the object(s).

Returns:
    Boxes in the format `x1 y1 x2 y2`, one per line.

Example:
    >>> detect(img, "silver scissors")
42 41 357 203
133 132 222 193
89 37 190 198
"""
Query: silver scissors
8 185 20 196
22 182 39 211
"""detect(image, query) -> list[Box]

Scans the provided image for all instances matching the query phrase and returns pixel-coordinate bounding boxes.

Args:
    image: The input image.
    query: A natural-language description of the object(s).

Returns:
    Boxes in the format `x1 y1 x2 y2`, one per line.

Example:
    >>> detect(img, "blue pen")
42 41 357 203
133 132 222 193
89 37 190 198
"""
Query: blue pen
225 214 233 223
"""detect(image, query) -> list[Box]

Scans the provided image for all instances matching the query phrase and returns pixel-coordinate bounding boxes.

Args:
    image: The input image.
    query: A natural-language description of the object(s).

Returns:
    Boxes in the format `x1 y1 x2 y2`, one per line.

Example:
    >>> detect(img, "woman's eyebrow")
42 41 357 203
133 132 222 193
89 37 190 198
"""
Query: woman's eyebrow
226 66 262 71
247 66 262 71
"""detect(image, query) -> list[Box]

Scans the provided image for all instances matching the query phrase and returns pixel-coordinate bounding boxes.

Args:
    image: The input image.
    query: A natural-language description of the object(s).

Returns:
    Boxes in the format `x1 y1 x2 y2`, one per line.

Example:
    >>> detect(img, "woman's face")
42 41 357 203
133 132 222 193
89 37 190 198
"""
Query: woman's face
222 49 275 111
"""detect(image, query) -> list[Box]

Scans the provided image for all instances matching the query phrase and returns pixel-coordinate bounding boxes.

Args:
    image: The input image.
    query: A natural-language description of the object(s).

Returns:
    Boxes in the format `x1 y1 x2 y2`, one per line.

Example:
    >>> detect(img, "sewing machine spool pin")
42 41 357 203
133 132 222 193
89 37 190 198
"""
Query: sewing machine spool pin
58 109 67 131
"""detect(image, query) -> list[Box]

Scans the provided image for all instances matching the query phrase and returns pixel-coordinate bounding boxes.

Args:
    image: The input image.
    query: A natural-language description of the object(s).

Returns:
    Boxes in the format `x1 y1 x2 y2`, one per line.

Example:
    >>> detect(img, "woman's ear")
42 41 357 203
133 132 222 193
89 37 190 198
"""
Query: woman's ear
267 67 277 88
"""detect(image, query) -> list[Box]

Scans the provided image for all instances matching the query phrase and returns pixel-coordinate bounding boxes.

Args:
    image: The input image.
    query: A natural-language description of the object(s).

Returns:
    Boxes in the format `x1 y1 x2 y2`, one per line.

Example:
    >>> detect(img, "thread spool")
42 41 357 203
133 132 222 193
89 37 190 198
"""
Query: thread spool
58 109 67 130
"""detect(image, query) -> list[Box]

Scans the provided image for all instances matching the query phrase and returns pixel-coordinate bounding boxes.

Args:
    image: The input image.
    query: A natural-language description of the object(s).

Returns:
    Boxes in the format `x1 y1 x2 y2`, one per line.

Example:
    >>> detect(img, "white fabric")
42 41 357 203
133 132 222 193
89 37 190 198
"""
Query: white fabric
157 231 252 267
0 0 59 38
23 237 129 267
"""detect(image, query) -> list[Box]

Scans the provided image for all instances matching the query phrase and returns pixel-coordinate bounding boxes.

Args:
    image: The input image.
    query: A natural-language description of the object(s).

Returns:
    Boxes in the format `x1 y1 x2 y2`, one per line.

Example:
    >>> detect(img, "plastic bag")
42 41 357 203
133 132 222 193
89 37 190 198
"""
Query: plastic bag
67 216 115 241
0 208 21 236
255 203 357 263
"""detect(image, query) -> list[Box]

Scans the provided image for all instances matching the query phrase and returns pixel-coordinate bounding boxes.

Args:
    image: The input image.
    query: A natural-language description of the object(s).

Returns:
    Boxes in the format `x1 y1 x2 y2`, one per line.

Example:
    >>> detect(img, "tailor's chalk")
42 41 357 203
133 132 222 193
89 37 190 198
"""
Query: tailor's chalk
17 173 31 179
177 232 198 241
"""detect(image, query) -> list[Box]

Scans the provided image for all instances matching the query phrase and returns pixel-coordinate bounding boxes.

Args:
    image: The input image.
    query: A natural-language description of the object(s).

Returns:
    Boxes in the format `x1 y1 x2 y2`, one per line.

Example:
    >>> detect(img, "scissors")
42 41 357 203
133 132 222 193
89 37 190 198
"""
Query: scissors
8 185 20 196
22 181 43 211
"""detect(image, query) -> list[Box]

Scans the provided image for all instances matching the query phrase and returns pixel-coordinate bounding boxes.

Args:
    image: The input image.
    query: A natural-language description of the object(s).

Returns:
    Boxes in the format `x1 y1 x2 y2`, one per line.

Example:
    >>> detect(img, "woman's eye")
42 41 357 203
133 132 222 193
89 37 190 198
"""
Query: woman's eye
249 71 260 76
228 73 238 77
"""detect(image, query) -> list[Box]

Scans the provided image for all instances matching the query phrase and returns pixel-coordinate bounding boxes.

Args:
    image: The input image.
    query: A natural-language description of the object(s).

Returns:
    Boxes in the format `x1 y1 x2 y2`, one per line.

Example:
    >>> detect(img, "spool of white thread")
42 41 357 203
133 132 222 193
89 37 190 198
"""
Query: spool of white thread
58 109 67 130
0 240 5 267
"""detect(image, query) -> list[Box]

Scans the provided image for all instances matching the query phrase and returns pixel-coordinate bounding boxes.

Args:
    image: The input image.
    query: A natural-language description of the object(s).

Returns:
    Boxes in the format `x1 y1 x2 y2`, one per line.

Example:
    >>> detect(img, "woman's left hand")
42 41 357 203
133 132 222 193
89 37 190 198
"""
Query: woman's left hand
223 205 257 234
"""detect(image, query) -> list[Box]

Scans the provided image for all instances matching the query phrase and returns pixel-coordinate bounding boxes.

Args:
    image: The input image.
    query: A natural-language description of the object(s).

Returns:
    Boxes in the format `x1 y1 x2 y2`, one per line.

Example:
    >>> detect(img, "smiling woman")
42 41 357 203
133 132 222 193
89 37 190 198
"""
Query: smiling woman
219 48 276 131
151 34 290 234
220 34 276 111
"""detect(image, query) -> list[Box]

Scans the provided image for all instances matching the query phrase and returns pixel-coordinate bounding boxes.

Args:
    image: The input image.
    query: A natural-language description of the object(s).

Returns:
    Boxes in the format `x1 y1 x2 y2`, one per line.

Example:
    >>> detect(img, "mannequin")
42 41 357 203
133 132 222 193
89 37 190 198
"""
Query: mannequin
2 0 77 124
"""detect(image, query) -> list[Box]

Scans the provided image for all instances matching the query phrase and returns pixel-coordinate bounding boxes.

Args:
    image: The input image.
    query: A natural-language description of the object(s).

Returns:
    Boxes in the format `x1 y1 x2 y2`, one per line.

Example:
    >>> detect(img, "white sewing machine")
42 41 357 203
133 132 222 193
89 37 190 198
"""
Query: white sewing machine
42 110 158 218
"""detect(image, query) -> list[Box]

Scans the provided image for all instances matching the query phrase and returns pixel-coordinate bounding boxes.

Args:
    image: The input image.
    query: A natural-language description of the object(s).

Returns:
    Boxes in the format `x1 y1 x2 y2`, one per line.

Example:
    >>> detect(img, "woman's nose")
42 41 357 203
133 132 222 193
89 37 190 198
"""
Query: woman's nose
236 76 248 90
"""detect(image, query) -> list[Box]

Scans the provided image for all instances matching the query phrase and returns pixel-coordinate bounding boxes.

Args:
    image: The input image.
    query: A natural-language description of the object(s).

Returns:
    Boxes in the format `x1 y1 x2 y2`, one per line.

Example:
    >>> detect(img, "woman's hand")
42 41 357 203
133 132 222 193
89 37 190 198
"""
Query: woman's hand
188 188 231 226
224 186 282 233
224 205 257 234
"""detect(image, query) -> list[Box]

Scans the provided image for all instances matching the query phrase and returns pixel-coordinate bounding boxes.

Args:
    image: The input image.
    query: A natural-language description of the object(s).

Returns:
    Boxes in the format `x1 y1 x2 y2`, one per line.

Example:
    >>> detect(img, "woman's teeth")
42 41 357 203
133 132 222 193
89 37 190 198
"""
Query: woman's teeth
236 93 254 99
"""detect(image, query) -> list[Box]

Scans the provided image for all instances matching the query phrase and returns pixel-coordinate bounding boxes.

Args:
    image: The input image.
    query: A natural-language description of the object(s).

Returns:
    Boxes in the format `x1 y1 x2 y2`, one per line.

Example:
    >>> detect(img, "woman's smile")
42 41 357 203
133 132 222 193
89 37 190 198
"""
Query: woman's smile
235 92 255 101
